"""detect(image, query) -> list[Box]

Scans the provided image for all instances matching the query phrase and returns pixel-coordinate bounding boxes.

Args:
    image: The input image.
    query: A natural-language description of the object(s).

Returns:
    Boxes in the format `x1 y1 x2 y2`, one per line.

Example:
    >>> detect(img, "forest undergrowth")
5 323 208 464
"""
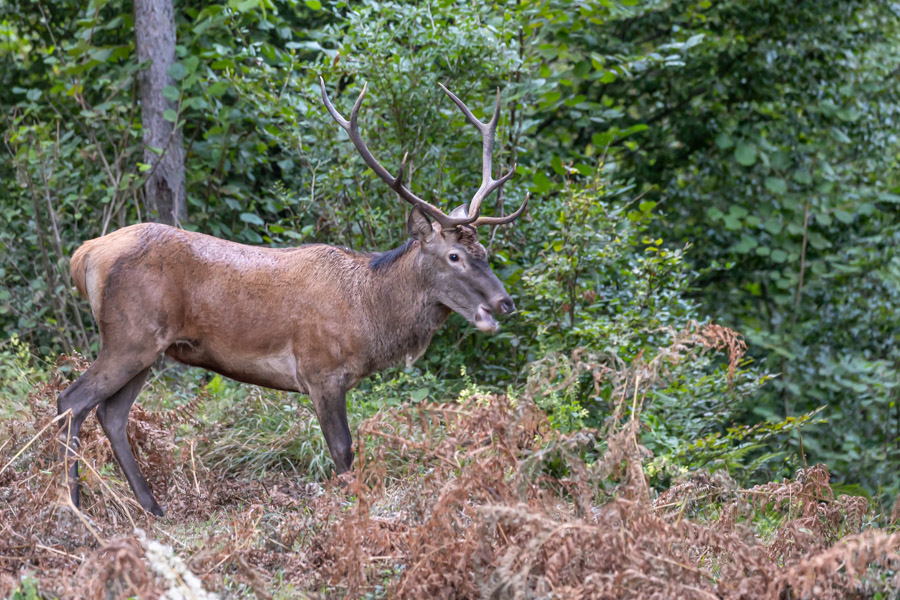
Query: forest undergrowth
1 325 899 600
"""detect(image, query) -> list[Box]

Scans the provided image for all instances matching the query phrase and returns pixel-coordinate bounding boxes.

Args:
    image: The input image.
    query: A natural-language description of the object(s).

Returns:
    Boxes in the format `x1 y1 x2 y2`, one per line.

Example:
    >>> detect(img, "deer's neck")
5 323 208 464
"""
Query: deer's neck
361 242 450 372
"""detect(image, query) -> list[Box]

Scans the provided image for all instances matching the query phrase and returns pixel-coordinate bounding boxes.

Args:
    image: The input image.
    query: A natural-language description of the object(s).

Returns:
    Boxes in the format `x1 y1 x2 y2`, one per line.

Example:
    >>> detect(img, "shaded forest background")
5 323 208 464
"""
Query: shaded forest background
1 0 900 597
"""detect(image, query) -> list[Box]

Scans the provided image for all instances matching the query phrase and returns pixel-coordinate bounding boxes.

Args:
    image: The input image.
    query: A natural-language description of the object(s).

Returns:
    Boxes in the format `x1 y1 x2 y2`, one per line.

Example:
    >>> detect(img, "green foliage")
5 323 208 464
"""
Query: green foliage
0 334 48 419
519 165 693 353
197 385 336 481
6 576 43 600
569 0 900 500
192 365 453 481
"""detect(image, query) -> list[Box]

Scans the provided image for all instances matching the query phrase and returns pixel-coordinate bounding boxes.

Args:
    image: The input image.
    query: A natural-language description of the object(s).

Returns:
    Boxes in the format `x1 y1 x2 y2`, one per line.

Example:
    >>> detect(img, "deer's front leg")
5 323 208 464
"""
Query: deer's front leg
309 383 353 473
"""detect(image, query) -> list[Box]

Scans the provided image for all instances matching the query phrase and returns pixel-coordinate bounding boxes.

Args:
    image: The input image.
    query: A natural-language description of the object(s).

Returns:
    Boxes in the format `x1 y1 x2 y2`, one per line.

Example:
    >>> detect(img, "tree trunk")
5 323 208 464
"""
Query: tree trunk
134 0 186 226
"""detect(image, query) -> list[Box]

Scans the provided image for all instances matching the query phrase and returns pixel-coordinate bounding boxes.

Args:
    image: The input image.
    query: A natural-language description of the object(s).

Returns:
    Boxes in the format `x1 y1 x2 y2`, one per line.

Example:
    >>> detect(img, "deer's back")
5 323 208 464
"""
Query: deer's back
72 223 369 391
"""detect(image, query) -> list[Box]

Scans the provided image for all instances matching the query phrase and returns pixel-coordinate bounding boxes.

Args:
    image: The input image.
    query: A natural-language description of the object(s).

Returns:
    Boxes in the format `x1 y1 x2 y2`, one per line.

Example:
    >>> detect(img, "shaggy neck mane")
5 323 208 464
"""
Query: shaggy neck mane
369 239 417 273
358 239 449 371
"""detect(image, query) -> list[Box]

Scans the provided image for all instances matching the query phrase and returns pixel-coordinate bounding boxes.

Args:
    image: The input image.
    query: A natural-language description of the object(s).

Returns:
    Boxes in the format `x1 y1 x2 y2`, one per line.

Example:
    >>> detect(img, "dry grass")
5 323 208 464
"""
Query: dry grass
1 333 899 600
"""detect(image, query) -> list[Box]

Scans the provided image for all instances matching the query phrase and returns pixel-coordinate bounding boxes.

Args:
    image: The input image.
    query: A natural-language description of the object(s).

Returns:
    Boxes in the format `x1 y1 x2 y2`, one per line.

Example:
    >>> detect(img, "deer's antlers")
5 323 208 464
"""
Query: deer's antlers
319 77 527 229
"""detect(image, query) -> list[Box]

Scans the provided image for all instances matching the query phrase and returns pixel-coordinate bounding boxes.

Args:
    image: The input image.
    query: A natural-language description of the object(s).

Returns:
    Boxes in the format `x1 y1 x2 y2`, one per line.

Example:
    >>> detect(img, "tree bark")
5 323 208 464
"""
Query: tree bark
134 0 186 226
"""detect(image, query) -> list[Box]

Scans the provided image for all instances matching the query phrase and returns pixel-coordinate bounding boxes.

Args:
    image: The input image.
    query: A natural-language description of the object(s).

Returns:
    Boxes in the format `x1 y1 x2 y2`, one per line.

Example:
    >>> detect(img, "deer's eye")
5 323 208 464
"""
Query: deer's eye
449 253 460 263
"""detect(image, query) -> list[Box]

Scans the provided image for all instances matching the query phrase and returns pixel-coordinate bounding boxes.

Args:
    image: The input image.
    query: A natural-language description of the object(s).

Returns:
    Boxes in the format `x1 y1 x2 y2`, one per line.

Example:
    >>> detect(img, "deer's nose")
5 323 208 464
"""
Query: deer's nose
492 295 516 316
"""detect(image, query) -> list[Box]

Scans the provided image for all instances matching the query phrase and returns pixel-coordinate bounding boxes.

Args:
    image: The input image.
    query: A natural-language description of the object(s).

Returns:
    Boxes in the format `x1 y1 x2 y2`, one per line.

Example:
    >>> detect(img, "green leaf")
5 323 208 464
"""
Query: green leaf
619 124 647 138
715 133 733 149
162 85 180 102
229 0 260 11
183 55 200 75
807 231 830 250
167 62 186 81
89 48 112 63
764 219 782 235
409 388 429 402
207 81 229 97
531 171 551 193
733 235 758 254
240 212 265 226
770 249 788 263
831 127 851 144
550 155 565 176
163 109 177 123
834 209 853 224
792 170 812 185
734 142 757 167
707 207 724 220
304 0 323 8
592 132 613 148
723 214 742 230
574 163 593 176
764 177 787 195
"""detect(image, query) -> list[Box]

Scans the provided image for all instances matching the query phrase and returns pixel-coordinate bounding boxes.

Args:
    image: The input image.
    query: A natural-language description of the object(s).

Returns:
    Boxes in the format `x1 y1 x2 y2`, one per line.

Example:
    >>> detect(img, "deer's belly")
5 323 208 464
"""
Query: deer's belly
166 339 303 393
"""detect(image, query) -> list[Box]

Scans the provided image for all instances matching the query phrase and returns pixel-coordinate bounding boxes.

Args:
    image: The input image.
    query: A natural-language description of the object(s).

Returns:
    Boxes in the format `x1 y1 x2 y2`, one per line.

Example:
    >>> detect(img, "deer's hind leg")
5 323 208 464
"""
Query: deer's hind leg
56 349 160 511
95 366 163 515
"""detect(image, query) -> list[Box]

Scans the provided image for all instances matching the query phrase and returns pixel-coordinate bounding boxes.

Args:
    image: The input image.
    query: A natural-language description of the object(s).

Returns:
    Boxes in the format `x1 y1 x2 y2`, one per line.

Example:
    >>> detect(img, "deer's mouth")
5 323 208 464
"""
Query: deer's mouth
474 305 499 333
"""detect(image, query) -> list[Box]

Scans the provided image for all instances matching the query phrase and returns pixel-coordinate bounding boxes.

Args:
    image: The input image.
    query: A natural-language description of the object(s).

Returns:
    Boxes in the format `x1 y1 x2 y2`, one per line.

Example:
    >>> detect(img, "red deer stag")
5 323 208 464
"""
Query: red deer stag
57 77 527 516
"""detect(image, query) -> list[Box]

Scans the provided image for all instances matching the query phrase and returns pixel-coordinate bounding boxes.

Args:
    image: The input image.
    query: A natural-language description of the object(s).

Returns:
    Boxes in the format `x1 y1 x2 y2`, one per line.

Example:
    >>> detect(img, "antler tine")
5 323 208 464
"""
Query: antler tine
319 77 477 229
472 192 529 227
438 84 522 222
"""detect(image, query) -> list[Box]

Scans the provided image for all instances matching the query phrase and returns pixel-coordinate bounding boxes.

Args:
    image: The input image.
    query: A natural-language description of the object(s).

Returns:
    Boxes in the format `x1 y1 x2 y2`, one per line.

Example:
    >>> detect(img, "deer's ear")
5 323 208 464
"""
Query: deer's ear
408 206 436 243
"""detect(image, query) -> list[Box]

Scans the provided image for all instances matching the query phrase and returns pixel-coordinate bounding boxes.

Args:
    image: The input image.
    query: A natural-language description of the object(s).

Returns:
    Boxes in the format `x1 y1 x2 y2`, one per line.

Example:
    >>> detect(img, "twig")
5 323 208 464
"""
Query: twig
190 439 201 495
36 543 84 563
0 411 70 477
74 448 138 528
61 493 106 546
154 527 188 548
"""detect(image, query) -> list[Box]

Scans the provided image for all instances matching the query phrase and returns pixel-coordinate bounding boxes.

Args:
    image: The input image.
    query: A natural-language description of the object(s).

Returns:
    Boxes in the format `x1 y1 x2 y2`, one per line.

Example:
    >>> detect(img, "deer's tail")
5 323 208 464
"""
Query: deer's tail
70 243 91 298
